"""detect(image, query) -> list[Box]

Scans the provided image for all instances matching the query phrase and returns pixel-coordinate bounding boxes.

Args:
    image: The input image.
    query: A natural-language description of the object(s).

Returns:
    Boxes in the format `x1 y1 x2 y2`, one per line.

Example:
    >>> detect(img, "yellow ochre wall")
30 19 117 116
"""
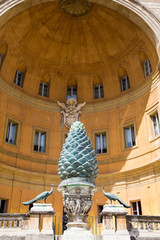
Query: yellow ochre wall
0 1 159 219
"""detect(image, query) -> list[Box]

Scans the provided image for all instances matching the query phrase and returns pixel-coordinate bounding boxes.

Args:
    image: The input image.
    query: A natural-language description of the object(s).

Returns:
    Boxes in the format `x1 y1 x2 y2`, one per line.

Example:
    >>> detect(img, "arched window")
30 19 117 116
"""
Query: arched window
14 62 27 88
139 51 152 78
39 73 50 98
118 67 130 92
93 76 104 99
67 78 77 100
0 43 8 69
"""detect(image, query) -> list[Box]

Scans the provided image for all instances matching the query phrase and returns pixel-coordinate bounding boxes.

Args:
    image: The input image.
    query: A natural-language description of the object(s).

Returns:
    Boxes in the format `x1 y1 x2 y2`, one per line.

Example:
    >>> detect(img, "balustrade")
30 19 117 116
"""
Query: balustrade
0 213 29 230
0 214 160 239
126 215 160 239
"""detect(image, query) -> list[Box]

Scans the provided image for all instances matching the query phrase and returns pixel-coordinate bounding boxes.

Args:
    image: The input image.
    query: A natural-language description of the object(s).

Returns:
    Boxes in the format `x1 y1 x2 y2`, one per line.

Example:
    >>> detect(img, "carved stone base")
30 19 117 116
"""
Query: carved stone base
58 178 96 238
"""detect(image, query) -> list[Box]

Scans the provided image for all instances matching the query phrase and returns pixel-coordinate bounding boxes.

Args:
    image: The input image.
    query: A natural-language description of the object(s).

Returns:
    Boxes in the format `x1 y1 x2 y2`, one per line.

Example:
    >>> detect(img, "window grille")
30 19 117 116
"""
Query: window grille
67 86 77 100
95 133 107 154
151 112 160 136
144 59 152 78
39 82 49 97
14 70 23 87
34 131 46 152
124 125 136 148
6 121 18 145
94 84 104 99
121 75 130 92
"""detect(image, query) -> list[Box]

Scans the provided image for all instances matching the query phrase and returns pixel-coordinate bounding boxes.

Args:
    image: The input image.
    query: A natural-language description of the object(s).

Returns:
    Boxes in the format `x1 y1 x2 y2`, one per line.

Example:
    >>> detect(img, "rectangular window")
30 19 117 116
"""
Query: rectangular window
34 131 46 152
95 133 107 154
67 86 77 100
144 59 152 78
151 112 160 137
0 199 7 213
131 201 142 215
14 70 23 87
121 76 130 92
94 84 104 99
39 82 49 97
124 125 136 148
98 205 103 223
6 121 18 145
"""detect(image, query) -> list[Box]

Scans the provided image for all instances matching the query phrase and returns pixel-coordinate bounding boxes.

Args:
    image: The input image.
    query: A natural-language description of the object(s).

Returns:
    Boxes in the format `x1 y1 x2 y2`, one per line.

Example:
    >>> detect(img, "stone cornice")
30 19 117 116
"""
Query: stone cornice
0 158 160 189
0 137 160 167
0 70 159 113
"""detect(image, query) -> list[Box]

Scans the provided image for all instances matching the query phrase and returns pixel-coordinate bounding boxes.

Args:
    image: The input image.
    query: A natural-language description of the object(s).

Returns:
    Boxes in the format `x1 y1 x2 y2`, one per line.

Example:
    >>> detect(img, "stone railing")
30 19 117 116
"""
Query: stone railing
127 215 160 239
0 213 30 230
1 213 160 240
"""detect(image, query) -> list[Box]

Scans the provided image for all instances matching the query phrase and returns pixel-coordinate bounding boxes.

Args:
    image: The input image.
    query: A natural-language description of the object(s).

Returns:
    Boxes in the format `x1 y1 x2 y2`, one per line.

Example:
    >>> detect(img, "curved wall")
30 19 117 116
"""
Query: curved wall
0 0 160 218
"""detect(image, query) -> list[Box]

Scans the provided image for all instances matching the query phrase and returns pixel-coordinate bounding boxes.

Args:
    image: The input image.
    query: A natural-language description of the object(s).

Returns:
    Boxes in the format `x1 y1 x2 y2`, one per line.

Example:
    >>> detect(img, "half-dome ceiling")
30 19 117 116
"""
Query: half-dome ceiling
0 1 147 70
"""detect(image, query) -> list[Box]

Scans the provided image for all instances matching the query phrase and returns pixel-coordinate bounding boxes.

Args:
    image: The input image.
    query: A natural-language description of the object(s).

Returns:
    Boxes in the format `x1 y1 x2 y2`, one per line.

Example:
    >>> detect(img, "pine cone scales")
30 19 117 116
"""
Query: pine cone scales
58 121 98 180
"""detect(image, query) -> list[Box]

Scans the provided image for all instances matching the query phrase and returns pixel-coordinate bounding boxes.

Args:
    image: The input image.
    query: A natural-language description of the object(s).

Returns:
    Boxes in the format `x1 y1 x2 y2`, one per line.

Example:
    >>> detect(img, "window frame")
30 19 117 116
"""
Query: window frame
147 105 160 142
32 127 48 154
67 86 77 100
4 117 21 147
131 200 142 215
93 84 104 99
144 58 152 78
93 129 109 155
120 75 130 92
14 70 24 87
39 82 49 98
150 112 160 137
121 121 137 151
0 199 8 213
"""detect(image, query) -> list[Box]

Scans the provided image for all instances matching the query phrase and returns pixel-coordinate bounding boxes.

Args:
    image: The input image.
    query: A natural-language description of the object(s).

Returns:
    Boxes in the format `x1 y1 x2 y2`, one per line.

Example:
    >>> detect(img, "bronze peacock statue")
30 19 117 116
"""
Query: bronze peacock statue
22 184 54 205
102 186 130 208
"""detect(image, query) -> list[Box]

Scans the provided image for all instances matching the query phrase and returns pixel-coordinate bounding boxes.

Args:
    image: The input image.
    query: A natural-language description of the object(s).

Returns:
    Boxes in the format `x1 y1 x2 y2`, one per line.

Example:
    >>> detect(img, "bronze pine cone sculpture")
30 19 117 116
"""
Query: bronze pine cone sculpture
58 121 98 181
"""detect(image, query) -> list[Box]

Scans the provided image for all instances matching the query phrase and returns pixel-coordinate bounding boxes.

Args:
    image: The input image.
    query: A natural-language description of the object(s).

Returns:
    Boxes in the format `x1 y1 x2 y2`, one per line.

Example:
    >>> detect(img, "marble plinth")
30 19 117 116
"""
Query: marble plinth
101 204 130 240
25 203 55 238
62 226 94 240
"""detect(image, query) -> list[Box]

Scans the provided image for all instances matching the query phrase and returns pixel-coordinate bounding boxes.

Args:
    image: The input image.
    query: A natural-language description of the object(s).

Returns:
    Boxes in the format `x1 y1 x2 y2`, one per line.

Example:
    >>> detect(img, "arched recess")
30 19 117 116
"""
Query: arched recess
67 78 77 100
118 67 131 92
93 76 104 99
38 72 51 98
0 0 160 59
14 61 27 87
139 51 153 78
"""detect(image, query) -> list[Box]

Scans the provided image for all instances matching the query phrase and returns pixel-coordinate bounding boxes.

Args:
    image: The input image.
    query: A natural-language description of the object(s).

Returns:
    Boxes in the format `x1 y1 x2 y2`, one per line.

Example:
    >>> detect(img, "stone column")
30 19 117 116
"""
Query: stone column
101 204 130 240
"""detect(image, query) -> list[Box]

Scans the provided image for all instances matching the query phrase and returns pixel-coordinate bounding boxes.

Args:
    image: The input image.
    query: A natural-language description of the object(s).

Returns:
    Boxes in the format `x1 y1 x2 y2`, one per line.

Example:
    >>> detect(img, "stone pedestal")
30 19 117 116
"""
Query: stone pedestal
25 203 55 240
58 178 96 240
101 204 130 240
